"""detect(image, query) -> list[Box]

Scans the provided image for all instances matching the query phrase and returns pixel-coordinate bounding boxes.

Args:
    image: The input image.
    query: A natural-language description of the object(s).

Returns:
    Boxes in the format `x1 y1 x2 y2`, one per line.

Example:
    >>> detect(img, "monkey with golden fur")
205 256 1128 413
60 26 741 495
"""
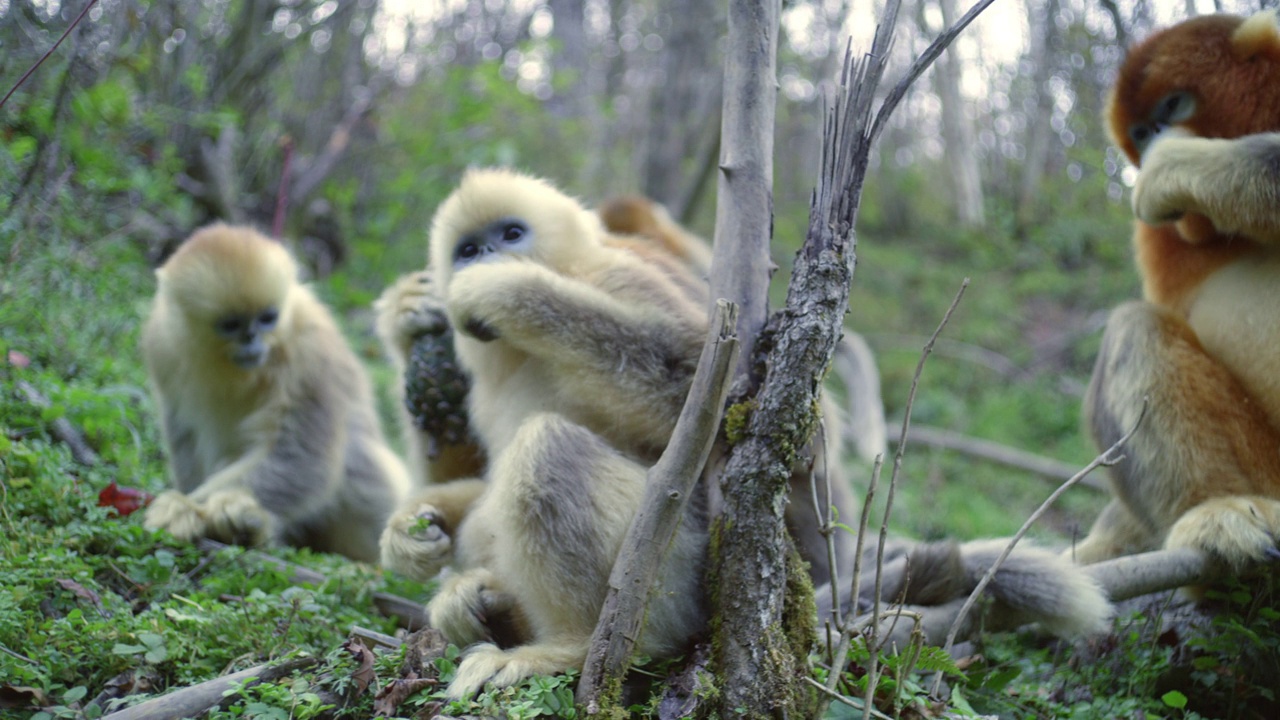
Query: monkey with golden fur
142 224 411 563
378 171 1110 696
1076 10 1280 570
380 169 709 697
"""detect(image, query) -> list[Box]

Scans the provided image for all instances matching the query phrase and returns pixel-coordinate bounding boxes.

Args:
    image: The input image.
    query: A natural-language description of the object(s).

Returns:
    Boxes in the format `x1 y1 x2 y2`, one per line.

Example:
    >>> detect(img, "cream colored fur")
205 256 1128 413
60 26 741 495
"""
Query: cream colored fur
142 224 410 562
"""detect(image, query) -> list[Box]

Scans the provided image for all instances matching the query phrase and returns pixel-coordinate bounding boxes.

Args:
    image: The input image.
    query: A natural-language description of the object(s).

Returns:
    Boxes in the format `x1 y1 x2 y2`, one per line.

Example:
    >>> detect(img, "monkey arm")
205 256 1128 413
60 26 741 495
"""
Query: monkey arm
190 370 348 523
158 402 204 494
1133 132 1280 243
450 261 705 409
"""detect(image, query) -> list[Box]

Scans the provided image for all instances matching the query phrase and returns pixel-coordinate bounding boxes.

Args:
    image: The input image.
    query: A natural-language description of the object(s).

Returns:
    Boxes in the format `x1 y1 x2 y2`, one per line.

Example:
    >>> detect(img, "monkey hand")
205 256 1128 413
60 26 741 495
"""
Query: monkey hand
144 488 276 548
200 488 276 547
1165 495 1280 571
1132 132 1204 228
427 568 514 648
379 502 454 580
447 262 556 343
375 271 450 358
144 490 209 543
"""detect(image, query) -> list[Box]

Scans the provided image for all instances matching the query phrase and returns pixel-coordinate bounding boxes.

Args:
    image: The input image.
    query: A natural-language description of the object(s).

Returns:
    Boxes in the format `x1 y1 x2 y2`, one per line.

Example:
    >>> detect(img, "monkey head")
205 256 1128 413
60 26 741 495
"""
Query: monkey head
156 224 297 370
1107 9 1280 164
428 168 605 293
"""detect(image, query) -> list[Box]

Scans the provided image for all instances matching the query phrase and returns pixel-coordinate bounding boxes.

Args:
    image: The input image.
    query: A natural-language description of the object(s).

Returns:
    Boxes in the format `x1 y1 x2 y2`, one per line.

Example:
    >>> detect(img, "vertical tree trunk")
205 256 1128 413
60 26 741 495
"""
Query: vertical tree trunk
638 0 724 219
1016 0 1061 231
934 0 985 227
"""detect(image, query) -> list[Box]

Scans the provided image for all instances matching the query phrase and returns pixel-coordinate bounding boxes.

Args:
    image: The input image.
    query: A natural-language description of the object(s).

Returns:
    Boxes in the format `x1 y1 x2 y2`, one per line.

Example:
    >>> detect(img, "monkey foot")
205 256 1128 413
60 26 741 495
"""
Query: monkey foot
1166 495 1280 571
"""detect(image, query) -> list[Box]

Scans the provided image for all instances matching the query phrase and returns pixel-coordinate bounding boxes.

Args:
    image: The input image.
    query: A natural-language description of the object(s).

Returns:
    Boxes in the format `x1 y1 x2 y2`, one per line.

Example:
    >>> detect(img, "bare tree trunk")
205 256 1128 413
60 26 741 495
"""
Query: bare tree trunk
1017 0 1061 231
708 0 778 382
547 0 588 118
638 0 724 218
934 0 985 227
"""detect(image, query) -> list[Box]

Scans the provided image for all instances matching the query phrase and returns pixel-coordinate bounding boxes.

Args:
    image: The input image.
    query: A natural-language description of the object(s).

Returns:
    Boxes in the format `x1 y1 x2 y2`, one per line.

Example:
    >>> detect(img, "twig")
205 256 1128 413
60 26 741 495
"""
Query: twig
933 399 1150 691
16 380 100 467
578 300 740 714
861 279 967 720
101 657 316 720
0 0 99 112
900 424 1105 489
803 677 895 720
867 0 1000 148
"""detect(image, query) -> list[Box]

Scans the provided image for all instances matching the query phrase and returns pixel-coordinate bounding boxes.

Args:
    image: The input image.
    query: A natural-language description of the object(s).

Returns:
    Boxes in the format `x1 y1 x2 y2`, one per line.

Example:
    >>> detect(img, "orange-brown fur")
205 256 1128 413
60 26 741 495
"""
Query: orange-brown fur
1078 10 1280 570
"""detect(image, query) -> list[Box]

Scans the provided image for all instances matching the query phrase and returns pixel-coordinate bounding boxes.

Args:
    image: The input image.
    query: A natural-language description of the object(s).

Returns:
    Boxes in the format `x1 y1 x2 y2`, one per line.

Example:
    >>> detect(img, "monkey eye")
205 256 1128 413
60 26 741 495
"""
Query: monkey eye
1157 91 1196 123
456 241 480 261
215 317 244 336
257 309 278 328
500 222 527 244
1129 124 1154 149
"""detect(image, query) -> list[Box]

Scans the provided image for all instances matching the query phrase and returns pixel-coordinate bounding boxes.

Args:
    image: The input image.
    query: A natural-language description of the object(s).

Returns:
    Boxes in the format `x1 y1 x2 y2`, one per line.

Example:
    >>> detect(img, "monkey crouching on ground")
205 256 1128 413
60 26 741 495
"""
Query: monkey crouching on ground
141 223 411 563
1076 10 1280 572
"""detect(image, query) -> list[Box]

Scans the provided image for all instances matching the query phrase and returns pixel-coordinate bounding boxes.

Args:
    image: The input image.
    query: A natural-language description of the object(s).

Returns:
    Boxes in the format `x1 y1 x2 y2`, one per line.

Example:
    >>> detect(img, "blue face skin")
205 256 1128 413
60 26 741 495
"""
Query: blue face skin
450 217 533 342
452 217 533 270
214 308 279 369
1130 91 1196 159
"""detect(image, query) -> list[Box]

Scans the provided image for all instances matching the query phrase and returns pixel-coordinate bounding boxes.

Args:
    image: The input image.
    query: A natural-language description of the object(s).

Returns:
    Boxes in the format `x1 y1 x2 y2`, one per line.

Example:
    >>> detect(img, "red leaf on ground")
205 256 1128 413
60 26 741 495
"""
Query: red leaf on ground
7 350 30 368
97 481 155 516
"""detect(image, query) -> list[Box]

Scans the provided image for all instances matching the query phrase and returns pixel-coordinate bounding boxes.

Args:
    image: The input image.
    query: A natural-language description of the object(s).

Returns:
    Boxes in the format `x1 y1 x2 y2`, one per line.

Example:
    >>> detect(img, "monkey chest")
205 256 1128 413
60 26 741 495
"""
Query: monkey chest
1187 255 1280 429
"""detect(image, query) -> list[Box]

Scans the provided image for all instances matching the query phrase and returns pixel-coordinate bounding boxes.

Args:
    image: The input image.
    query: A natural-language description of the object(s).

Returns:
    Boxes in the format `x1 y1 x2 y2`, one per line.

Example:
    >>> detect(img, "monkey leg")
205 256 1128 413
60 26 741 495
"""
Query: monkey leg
443 413 705 697
1080 300 1280 564
380 478 488 581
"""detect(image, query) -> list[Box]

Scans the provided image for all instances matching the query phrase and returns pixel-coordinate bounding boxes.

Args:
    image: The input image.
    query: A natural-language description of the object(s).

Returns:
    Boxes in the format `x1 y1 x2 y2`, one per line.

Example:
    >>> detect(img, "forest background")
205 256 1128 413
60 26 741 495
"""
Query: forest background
2 0 1277 718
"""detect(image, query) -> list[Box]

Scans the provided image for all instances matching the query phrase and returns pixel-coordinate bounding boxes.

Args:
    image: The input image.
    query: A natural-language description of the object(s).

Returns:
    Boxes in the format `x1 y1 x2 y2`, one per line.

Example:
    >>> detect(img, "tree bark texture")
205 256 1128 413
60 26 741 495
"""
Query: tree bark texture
709 0 779 382
933 0 985 228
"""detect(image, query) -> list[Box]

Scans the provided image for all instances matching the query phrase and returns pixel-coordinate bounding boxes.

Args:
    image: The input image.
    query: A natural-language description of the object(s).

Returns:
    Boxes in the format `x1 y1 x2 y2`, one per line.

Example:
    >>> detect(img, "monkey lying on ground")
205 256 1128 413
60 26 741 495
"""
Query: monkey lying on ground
1076 10 1280 571
142 224 410 562
378 170 1110 696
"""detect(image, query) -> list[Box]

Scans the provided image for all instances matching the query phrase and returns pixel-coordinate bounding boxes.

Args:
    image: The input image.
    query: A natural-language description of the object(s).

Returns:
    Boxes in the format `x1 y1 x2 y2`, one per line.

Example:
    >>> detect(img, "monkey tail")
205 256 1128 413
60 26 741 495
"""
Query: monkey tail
817 538 1112 647
947 538 1113 637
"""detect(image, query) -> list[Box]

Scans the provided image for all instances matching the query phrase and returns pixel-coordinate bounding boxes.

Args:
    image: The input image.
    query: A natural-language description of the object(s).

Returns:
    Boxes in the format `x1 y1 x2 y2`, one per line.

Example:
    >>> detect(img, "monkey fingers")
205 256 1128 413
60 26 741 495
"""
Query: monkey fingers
1166 495 1280 571
1134 133 1280 243
143 490 208 542
379 503 454 581
374 270 449 355
445 641 589 699
427 568 510 648
200 489 277 548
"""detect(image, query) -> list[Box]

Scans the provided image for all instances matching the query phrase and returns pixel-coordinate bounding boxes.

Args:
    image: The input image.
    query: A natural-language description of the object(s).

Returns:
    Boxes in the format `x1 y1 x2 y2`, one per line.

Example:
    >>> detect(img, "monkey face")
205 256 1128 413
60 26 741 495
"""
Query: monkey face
213 307 279 369
451 218 535 271
1108 10 1280 165
428 168 603 295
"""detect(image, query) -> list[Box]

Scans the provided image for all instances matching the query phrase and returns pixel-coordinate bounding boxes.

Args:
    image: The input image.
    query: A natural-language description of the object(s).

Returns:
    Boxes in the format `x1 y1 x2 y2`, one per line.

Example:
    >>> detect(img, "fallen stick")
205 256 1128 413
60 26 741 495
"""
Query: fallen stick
102 657 316 719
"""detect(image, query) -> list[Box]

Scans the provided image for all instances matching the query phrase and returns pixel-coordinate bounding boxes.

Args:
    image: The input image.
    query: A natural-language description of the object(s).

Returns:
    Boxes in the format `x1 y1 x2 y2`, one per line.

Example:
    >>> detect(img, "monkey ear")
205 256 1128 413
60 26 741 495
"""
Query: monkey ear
1231 8 1279 61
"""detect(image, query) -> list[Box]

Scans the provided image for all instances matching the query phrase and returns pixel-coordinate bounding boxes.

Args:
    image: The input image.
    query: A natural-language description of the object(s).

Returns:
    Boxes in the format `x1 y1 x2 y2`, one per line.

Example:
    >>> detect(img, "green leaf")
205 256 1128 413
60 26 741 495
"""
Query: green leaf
1162 690 1188 709
63 686 88 702
112 643 147 655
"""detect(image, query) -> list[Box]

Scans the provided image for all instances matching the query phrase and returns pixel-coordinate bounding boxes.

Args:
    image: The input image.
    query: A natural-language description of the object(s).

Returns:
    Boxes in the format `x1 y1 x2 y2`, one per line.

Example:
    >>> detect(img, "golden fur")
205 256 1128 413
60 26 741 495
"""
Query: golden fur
1077 10 1280 569
142 224 410 562
380 170 708 697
